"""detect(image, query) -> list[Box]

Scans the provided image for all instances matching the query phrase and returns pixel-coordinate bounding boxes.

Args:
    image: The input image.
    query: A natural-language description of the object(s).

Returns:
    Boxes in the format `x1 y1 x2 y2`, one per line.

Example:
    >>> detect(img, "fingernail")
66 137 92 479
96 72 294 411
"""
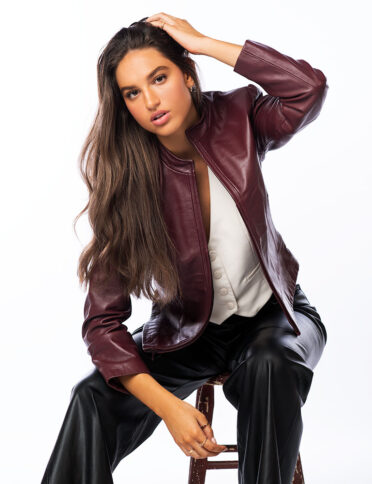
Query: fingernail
211 437 216 444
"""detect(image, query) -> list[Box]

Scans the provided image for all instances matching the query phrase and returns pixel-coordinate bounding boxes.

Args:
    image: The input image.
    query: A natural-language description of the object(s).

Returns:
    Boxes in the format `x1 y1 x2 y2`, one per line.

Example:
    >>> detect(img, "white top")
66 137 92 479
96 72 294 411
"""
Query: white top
207 166 273 324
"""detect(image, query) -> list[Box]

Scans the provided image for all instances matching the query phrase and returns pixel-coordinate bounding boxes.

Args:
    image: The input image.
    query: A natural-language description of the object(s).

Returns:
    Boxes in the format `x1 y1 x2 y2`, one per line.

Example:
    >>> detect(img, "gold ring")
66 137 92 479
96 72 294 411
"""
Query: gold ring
199 436 208 448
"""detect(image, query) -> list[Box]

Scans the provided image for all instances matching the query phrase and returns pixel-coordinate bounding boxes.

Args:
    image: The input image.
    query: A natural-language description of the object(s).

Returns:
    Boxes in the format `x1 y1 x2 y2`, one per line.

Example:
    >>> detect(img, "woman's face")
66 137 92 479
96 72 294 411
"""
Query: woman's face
115 47 197 141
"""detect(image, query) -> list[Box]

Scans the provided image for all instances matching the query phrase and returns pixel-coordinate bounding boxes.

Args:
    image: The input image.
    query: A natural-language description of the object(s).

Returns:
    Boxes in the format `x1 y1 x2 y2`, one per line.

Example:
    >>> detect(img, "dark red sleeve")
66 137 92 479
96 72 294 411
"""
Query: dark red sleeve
82 262 151 395
233 39 328 157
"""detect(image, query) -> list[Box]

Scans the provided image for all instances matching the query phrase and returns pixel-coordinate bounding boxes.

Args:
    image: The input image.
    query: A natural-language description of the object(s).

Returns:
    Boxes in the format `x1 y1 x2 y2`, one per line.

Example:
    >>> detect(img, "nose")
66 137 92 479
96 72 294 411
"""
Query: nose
143 89 160 110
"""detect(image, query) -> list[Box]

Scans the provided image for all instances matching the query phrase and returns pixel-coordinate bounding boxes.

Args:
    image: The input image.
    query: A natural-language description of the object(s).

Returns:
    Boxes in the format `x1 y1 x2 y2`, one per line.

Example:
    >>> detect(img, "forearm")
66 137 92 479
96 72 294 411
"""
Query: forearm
199 35 327 155
119 373 180 418
200 36 326 92
199 36 243 68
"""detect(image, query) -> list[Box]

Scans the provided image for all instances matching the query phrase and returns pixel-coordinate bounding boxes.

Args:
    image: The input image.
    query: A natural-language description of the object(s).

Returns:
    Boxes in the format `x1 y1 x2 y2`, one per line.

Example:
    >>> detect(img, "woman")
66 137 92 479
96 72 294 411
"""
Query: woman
41 13 328 484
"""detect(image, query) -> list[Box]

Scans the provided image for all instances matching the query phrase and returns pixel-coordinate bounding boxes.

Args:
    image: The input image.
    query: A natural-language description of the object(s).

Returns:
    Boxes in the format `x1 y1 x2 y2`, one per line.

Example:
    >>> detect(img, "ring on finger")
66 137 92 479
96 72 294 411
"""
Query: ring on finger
198 436 208 448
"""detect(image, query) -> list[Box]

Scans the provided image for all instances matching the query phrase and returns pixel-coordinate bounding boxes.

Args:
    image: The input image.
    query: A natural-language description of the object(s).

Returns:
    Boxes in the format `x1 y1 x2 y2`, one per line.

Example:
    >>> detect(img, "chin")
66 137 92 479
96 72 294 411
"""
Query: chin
154 118 182 137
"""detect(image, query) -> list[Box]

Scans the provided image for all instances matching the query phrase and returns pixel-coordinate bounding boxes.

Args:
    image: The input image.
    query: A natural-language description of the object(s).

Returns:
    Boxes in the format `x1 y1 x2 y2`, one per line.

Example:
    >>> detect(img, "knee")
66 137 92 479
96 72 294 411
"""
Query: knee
70 368 101 401
227 342 295 392
247 341 290 374
245 344 313 406
223 344 288 394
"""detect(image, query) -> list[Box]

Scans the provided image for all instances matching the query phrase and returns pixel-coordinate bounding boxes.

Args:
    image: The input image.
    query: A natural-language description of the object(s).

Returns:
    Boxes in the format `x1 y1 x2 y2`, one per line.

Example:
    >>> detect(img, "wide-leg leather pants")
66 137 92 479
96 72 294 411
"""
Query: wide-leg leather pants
41 283 327 484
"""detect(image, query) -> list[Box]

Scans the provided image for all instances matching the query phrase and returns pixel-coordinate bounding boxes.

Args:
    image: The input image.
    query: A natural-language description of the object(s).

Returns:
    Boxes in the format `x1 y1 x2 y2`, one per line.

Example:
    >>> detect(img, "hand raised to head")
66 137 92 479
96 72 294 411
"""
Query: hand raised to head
145 12 208 55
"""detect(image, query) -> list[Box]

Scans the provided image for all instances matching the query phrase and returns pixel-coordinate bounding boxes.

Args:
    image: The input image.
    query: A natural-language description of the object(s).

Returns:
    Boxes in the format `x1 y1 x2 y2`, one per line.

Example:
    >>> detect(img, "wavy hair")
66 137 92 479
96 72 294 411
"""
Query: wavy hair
73 18 205 308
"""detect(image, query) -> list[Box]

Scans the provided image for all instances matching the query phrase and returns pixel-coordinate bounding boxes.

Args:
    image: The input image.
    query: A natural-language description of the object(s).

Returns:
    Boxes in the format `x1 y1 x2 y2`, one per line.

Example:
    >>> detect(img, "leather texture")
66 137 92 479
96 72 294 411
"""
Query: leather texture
42 284 327 484
82 39 328 395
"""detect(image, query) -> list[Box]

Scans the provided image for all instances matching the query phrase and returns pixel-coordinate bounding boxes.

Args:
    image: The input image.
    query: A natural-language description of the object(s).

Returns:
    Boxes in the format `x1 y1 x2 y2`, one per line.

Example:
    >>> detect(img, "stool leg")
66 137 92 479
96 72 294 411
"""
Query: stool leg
188 384 215 484
292 453 305 484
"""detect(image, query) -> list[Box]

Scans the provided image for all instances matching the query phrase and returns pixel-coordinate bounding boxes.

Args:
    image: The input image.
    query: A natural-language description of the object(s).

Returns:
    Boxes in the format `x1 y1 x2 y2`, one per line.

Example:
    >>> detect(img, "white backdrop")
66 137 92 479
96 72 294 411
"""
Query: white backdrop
1 0 371 482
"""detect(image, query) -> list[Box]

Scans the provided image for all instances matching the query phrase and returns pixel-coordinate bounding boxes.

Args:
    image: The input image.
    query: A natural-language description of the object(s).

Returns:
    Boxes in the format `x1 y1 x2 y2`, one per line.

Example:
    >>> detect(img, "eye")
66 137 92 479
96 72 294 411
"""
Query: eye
154 74 167 83
126 89 138 99
125 74 167 100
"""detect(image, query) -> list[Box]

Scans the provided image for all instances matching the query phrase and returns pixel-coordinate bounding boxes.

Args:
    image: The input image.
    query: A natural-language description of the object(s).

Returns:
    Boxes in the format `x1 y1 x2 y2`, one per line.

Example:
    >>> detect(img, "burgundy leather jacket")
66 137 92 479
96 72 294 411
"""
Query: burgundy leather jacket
82 39 328 394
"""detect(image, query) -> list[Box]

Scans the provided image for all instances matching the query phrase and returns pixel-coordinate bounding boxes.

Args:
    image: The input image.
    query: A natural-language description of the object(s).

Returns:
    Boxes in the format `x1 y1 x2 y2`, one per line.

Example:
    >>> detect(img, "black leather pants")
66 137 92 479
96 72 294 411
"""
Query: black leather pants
41 283 327 484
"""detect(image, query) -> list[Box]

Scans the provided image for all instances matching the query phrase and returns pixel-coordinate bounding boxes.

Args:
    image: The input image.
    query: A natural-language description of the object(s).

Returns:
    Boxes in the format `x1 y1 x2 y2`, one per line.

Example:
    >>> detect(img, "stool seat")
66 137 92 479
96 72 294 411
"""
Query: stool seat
188 371 305 483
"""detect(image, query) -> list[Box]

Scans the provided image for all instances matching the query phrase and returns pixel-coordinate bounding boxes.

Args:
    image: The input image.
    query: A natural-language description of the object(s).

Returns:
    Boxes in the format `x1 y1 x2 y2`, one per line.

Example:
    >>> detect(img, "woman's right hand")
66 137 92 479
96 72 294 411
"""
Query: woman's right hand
160 397 227 459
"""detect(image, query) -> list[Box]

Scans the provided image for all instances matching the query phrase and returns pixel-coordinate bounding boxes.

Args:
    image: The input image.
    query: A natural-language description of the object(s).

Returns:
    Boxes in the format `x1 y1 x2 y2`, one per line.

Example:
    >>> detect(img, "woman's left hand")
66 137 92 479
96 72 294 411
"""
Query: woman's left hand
145 13 208 55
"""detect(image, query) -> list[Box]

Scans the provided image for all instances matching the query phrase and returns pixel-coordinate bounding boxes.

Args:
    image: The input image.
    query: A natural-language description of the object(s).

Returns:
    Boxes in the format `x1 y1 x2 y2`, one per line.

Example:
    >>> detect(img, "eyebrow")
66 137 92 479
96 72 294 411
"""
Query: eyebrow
119 65 170 93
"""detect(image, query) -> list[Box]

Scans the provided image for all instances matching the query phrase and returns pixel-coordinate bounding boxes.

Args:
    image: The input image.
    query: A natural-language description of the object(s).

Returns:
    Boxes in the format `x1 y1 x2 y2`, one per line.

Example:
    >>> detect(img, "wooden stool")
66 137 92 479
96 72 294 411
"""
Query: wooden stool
188 371 305 484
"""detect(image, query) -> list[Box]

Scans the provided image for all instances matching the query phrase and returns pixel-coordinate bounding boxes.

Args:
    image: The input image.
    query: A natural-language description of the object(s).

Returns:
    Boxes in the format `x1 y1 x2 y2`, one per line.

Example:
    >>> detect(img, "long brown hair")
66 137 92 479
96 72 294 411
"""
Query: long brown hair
73 18 205 308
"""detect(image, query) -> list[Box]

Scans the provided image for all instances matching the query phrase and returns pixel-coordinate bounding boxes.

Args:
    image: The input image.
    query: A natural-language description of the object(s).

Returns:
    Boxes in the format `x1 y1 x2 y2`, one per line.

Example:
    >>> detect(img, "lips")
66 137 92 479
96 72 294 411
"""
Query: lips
150 110 169 122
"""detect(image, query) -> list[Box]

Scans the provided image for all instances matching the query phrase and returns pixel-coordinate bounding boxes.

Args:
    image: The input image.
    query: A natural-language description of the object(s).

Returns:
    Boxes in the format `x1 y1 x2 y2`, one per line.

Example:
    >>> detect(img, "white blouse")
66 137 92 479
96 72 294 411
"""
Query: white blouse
207 166 273 325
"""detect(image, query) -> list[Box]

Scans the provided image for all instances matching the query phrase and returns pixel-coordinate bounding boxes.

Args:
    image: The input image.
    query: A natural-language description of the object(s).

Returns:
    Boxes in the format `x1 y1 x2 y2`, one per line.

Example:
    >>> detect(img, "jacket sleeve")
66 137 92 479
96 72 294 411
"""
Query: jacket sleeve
233 39 329 158
82 261 151 395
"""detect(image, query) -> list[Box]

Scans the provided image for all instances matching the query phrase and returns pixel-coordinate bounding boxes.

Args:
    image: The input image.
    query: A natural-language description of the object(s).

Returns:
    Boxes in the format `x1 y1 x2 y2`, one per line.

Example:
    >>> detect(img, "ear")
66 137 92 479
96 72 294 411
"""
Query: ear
183 57 196 88
183 72 194 90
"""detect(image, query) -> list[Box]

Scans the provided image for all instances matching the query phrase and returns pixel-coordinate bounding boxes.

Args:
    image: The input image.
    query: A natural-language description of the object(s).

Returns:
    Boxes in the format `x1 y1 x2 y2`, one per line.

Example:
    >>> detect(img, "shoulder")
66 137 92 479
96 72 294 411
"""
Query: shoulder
202 84 263 113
